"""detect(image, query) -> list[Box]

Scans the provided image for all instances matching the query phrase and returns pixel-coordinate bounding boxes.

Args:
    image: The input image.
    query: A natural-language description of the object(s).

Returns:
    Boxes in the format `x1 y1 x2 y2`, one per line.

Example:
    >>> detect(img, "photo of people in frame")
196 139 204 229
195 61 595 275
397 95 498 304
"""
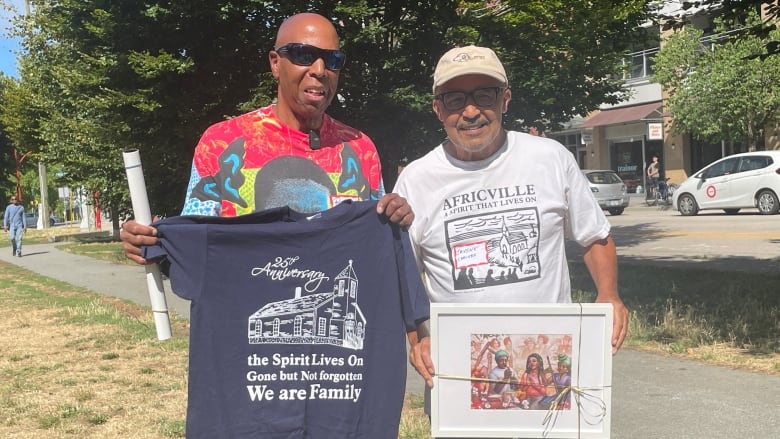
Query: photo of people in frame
470 333 573 411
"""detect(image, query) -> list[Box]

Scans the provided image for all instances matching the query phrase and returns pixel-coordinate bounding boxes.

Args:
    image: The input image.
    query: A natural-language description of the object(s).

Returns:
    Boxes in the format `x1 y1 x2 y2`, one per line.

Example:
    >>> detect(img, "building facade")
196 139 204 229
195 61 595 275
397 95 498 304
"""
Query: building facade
548 1 779 192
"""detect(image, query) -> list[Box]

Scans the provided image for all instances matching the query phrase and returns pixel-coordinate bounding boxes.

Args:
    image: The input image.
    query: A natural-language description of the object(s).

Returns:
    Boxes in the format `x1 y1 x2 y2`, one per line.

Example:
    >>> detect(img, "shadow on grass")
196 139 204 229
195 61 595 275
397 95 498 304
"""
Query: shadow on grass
568 255 780 355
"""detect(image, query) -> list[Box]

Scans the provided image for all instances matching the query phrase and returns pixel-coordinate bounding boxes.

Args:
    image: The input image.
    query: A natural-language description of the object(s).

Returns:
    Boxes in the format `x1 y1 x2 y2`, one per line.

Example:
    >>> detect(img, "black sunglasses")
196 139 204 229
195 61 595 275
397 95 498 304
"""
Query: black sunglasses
275 43 346 71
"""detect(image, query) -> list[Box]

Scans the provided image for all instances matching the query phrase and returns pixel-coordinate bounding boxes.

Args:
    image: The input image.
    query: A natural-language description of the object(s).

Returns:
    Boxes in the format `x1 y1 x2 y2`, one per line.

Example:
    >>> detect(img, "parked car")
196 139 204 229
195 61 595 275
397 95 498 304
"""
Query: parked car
622 178 641 194
672 151 780 216
582 170 630 216
24 212 57 227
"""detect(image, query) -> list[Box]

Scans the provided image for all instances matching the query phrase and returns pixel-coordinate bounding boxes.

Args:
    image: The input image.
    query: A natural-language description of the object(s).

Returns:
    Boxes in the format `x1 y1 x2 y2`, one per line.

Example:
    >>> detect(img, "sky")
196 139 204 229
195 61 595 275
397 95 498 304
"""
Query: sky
0 0 26 77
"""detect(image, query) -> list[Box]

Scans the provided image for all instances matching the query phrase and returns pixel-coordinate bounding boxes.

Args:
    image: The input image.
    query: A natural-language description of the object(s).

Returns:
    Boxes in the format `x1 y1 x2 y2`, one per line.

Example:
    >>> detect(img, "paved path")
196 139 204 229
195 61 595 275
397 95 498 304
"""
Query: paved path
1 238 778 438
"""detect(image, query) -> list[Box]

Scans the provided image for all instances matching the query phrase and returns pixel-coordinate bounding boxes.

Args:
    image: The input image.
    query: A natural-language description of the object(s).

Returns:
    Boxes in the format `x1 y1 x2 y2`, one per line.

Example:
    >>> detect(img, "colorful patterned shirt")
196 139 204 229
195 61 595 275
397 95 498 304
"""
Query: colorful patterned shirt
182 105 385 216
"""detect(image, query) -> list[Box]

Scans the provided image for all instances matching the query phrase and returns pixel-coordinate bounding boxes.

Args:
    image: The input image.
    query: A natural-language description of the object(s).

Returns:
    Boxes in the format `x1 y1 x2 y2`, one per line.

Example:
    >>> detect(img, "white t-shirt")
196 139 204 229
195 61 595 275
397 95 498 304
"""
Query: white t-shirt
394 131 610 304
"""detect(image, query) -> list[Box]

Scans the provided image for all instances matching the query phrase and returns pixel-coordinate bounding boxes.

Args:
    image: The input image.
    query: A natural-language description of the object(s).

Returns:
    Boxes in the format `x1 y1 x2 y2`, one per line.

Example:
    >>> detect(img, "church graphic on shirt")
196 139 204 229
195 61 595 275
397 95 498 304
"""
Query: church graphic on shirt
449 208 541 290
247 260 366 350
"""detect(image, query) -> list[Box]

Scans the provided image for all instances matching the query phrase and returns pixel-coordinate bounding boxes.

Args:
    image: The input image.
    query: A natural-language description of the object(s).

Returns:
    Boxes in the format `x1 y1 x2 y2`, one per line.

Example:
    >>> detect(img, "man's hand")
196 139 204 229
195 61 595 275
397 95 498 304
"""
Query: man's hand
120 219 159 265
407 326 435 388
597 295 629 354
582 235 629 354
377 193 414 227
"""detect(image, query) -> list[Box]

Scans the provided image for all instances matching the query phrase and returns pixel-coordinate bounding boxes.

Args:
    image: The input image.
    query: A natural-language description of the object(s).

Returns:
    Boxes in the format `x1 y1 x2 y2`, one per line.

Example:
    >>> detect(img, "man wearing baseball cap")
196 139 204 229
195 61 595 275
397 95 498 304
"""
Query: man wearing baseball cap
397 46 629 392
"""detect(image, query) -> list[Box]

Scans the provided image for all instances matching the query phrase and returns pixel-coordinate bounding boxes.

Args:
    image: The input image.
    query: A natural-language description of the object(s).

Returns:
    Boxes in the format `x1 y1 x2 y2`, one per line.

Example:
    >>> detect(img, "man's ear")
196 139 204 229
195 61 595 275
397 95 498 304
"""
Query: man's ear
501 88 512 113
269 51 280 79
432 100 444 122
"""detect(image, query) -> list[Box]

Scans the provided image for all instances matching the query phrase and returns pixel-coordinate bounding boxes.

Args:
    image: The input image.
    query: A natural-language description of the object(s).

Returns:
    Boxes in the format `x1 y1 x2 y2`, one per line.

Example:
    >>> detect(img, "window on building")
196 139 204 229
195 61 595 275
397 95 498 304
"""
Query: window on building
294 315 302 336
550 132 583 167
622 47 659 81
318 317 327 336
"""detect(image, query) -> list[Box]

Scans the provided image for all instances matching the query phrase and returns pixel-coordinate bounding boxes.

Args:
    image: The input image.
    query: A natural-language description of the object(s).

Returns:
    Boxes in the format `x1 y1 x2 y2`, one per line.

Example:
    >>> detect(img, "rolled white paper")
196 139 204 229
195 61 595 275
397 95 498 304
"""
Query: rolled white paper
122 149 172 341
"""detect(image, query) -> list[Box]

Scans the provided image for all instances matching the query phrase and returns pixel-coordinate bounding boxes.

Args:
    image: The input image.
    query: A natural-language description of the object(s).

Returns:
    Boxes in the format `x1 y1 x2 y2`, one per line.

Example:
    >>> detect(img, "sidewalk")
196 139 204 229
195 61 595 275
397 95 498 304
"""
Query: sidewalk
2 242 778 438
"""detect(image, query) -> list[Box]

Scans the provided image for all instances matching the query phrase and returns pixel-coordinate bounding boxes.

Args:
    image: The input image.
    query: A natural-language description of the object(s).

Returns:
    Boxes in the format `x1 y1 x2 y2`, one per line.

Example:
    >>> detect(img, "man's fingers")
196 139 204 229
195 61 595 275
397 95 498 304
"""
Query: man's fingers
120 220 158 265
376 194 415 227
409 342 435 388
611 303 630 354
389 209 414 227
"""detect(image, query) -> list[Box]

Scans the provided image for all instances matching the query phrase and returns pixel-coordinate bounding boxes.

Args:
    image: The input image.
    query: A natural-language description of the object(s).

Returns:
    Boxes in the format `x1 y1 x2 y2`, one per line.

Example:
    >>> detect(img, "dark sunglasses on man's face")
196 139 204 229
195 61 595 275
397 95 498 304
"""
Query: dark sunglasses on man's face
275 43 346 71
435 87 503 112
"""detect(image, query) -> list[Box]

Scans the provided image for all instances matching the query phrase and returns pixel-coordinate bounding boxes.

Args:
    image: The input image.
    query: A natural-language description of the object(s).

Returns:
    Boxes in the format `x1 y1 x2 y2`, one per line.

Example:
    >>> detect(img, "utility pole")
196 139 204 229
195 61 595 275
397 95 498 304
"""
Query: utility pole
38 161 49 229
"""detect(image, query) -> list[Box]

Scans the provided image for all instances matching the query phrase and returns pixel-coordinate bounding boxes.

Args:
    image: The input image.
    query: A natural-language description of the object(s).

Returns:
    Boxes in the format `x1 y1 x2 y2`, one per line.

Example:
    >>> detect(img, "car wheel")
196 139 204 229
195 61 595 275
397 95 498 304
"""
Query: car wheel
677 194 699 216
756 190 779 215
607 208 624 216
723 209 740 215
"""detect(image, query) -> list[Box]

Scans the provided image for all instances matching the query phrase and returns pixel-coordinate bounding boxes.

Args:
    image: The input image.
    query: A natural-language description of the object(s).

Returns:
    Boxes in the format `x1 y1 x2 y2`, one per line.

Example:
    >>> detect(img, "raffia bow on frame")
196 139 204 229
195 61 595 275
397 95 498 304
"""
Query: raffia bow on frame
540 384 608 438
435 303 610 438
541 302 609 437
433 374 608 438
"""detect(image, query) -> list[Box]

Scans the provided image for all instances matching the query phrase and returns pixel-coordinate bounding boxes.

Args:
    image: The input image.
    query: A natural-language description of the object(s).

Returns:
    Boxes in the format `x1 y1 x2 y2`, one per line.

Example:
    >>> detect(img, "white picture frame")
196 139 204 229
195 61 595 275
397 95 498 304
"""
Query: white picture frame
430 303 613 438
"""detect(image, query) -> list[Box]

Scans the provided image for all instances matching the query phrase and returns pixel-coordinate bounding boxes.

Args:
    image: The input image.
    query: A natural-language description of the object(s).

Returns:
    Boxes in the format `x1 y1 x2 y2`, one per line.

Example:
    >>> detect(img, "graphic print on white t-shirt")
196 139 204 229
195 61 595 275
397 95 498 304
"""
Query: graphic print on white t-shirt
248 259 366 350
447 207 541 290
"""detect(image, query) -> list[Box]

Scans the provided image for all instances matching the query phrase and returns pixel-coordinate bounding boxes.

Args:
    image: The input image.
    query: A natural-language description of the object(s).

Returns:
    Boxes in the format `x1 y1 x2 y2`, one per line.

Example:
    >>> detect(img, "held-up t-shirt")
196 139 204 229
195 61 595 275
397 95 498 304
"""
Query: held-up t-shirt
143 201 429 439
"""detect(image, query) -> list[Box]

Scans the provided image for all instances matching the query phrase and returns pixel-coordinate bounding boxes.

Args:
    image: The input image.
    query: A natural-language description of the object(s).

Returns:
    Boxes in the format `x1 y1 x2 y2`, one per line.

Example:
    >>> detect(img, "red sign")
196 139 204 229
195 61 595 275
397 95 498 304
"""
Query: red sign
706 185 717 198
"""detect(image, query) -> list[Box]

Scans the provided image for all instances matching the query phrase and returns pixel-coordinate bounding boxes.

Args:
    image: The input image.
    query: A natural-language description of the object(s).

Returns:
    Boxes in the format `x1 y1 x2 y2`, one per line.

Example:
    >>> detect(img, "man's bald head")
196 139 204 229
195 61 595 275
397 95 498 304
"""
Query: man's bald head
275 13 339 50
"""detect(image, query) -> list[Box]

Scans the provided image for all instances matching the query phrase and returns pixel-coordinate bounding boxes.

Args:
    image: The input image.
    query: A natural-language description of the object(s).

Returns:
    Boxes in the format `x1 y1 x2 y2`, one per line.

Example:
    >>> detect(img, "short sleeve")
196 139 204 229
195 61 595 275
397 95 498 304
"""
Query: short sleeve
142 218 209 301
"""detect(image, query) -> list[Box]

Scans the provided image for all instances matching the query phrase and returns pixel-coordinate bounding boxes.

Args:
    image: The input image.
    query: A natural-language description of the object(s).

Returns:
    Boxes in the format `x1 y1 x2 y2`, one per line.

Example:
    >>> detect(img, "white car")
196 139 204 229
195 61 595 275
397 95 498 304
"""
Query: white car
672 151 780 216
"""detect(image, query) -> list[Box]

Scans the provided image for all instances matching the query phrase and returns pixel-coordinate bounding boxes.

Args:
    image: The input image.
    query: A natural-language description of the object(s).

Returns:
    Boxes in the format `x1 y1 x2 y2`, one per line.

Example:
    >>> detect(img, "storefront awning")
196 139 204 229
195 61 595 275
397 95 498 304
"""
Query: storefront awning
580 101 663 129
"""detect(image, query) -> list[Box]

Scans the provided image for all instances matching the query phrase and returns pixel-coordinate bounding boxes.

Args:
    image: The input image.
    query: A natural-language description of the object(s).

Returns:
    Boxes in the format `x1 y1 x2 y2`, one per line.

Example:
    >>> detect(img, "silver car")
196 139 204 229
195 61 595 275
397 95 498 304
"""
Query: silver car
582 170 630 216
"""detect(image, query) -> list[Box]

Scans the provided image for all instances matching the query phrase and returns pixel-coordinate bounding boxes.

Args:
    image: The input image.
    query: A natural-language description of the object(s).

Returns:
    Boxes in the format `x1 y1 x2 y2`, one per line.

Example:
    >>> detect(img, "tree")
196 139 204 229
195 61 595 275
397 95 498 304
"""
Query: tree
656 1 780 58
3 0 278 223
452 0 656 131
0 76 18 201
651 11 780 150
1 0 658 215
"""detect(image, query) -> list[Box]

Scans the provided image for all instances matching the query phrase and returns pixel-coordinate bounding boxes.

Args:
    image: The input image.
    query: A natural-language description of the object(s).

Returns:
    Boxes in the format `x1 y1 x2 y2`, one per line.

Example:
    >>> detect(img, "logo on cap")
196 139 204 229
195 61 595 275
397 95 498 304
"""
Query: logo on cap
452 53 486 63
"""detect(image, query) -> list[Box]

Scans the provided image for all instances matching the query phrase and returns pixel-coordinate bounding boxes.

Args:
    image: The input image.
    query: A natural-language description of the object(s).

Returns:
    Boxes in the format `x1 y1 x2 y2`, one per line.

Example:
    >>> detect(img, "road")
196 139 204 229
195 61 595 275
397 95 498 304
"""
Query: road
594 197 779 273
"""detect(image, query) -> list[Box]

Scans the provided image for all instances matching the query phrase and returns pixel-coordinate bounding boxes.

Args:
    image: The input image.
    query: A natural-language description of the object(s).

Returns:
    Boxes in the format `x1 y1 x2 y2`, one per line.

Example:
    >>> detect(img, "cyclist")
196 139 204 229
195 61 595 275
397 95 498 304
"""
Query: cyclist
647 155 660 186
646 155 661 201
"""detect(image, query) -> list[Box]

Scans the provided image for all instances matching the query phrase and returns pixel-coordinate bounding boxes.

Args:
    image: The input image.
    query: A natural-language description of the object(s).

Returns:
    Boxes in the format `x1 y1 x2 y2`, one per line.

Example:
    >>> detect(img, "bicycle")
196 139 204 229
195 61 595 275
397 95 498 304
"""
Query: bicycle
646 179 678 208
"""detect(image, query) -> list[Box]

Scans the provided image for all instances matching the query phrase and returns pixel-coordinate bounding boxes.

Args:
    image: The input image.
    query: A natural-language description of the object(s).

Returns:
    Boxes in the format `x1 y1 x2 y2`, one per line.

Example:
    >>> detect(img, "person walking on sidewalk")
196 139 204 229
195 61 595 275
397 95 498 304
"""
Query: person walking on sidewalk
4 195 26 257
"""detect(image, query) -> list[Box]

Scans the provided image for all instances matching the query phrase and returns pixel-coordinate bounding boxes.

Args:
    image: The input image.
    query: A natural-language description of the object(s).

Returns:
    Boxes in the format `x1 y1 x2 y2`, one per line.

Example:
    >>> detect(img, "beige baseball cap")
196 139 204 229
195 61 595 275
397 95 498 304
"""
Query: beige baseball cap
433 46 508 92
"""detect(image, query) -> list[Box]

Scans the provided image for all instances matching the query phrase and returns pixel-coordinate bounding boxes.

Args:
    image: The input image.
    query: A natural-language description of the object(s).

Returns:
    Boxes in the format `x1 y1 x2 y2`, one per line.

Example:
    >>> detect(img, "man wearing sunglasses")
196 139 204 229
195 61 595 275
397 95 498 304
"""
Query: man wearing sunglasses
395 46 629 393
120 12 426 439
3 195 26 257
121 12 412 263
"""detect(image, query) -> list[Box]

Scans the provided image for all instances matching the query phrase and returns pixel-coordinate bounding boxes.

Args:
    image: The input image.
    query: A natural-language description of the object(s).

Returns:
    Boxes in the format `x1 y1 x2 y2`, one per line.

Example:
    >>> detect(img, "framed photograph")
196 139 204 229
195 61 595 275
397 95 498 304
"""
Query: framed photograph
430 303 613 438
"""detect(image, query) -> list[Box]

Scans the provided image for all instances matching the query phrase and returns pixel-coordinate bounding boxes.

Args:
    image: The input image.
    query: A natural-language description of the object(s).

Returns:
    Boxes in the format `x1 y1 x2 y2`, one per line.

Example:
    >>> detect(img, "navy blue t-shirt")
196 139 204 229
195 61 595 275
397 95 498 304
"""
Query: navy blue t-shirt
143 201 429 439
